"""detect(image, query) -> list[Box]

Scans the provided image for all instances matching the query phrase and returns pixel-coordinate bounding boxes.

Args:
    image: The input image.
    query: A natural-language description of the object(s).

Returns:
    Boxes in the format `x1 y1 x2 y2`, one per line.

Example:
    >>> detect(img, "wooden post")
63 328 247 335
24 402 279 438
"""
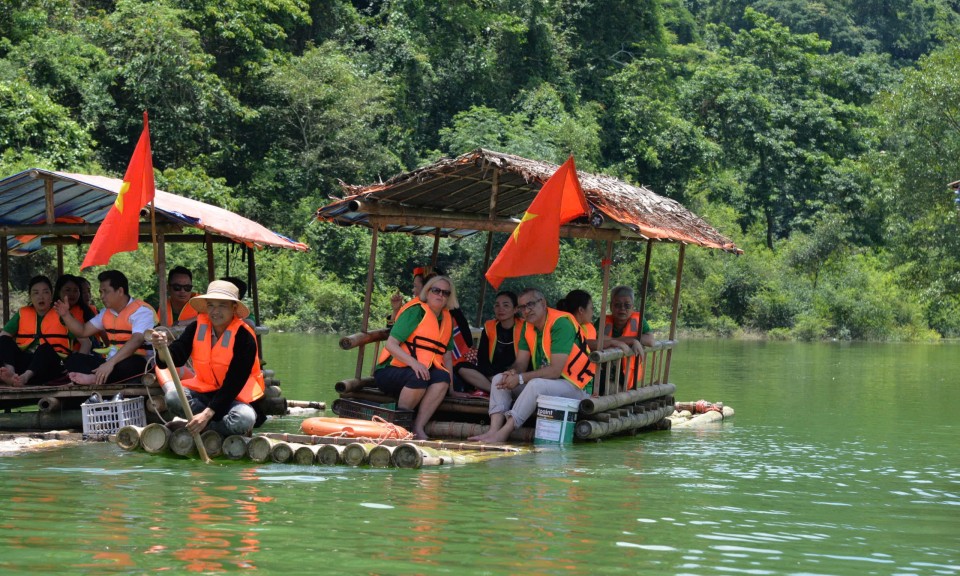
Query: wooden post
249 247 261 327
56 245 64 276
157 233 170 326
205 232 215 283
595 240 613 386
430 230 441 269
664 244 685 384
1 237 8 323
355 225 379 379
475 169 500 325
637 241 653 326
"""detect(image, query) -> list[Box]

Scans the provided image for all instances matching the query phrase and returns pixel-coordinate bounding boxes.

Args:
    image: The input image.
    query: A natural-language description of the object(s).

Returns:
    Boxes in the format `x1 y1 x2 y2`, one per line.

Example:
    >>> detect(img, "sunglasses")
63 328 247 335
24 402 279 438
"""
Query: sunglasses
518 298 543 313
429 287 451 297
170 284 193 292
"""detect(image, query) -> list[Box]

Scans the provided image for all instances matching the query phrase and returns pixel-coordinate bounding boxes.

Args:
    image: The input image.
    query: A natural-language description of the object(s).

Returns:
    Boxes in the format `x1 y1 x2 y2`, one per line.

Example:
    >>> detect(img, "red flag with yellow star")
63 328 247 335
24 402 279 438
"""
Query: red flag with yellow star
82 112 155 269
485 156 589 289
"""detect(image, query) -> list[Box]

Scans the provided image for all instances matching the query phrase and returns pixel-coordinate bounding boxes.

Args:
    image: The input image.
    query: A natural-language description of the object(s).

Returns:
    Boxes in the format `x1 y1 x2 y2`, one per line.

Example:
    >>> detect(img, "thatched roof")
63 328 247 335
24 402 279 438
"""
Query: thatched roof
316 149 740 252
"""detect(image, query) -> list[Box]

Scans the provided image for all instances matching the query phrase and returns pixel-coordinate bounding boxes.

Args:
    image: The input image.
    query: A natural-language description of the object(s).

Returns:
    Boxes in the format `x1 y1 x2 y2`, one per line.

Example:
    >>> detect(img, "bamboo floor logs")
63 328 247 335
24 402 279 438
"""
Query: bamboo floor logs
201 430 223 458
140 423 171 453
116 425 142 450
579 383 677 415
575 403 676 439
294 444 321 465
222 435 250 459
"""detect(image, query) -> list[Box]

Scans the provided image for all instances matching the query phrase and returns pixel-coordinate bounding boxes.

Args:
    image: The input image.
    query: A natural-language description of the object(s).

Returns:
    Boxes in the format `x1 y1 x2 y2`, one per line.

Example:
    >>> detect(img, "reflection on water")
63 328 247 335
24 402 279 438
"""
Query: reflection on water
0 336 957 574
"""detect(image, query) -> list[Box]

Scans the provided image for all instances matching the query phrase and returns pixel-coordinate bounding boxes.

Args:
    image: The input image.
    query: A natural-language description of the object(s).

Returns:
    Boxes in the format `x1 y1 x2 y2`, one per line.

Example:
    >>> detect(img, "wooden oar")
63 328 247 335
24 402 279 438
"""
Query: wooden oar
152 332 213 463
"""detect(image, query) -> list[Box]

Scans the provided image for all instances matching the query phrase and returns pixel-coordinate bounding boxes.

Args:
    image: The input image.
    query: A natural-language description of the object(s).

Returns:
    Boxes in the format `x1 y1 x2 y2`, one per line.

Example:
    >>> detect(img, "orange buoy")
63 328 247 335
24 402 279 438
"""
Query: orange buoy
300 417 412 440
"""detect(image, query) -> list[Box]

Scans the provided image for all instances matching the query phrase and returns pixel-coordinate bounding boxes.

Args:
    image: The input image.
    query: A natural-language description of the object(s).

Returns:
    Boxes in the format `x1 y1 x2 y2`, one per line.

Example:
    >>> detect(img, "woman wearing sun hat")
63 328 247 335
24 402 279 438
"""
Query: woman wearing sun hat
147 280 265 436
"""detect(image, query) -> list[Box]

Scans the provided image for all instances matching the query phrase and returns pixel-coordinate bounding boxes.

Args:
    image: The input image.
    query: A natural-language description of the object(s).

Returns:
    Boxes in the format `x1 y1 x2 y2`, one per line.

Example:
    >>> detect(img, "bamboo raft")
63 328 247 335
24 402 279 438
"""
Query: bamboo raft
114 425 525 468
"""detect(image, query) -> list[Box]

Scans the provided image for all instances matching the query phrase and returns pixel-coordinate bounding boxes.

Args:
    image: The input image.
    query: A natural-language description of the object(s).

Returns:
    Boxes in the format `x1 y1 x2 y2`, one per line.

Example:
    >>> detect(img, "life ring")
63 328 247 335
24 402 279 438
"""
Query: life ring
301 417 412 440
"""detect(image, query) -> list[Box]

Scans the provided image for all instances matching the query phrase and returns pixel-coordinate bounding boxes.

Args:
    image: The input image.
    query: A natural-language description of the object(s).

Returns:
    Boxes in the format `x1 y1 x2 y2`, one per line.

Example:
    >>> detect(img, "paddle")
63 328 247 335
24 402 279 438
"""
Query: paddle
149 329 213 464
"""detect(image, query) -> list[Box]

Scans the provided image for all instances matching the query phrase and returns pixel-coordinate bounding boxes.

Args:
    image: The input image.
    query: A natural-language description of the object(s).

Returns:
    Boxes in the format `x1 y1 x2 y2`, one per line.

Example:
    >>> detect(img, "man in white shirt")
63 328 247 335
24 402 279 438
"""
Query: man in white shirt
55 270 157 385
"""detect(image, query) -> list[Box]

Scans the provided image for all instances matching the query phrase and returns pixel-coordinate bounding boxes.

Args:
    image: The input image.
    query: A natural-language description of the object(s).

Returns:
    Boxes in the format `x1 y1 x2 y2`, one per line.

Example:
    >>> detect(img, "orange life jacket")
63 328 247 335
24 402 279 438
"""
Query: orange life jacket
603 312 644 389
523 308 595 390
378 300 452 371
164 296 198 326
580 322 598 346
483 319 524 364
182 314 265 404
102 298 156 356
14 306 72 357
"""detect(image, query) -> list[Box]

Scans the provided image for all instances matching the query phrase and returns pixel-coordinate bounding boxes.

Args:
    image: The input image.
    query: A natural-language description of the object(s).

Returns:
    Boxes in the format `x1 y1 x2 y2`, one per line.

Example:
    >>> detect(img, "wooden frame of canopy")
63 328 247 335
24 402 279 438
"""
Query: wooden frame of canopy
0 169 308 327
316 149 740 391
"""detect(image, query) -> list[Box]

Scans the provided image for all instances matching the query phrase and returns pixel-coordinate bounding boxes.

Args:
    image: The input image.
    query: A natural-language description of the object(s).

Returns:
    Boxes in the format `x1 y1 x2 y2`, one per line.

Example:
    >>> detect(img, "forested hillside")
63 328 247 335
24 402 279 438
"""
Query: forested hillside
3 0 960 340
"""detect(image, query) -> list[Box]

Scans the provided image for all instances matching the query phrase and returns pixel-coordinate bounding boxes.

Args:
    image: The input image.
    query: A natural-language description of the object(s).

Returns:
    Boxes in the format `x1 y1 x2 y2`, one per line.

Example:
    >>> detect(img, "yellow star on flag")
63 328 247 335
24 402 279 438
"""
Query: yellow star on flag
513 211 538 242
114 181 131 213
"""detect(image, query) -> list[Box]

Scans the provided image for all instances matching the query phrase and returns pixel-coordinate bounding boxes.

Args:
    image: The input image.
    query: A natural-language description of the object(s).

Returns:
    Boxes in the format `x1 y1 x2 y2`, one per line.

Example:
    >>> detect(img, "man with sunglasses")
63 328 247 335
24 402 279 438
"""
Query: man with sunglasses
469 288 595 444
162 266 198 327
599 285 655 391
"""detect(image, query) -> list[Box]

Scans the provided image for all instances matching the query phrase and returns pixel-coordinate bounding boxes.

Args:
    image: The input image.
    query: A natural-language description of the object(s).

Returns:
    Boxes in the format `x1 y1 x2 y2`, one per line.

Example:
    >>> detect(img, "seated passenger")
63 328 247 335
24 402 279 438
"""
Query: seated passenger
374 275 458 440
146 280 265 436
55 270 157 385
54 274 95 354
599 285 656 390
468 288 595 443
162 266 198 326
390 267 473 360
454 290 523 397
0 275 72 386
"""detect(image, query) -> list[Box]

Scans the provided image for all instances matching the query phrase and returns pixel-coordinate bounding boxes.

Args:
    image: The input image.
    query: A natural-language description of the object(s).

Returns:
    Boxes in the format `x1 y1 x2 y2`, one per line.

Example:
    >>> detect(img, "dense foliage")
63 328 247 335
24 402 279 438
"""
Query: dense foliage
2 0 959 340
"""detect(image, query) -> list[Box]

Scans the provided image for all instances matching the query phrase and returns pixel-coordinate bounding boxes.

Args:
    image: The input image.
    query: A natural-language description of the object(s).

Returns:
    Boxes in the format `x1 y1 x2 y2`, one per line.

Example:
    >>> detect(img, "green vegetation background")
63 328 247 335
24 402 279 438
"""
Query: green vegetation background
3 0 960 341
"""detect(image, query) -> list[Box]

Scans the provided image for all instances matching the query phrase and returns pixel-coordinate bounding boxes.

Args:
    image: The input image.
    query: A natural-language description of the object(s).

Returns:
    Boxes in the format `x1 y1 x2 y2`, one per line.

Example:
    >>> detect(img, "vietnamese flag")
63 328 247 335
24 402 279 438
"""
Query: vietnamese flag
485 156 589 289
82 112 155 269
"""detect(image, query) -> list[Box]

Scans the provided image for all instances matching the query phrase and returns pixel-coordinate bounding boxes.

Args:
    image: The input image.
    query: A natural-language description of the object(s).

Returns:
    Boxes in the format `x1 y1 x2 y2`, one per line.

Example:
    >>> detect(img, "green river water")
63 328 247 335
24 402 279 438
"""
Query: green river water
0 334 957 575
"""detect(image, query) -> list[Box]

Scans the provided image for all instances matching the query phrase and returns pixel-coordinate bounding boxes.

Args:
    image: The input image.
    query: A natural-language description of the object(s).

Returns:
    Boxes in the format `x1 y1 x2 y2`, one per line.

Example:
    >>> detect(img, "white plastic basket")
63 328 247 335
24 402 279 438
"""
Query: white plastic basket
81 396 147 439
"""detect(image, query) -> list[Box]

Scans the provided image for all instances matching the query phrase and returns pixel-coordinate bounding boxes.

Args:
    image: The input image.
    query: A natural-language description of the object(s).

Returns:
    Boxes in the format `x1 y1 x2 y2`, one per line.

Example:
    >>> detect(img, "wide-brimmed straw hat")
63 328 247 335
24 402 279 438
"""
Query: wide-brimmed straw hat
188 280 250 318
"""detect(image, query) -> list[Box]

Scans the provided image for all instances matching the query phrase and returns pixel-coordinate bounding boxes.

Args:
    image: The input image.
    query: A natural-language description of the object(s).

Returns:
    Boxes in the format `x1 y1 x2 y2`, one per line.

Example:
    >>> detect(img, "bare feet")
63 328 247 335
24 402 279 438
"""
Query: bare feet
413 428 430 440
68 372 97 385
12 370 32 386
0 366 18 387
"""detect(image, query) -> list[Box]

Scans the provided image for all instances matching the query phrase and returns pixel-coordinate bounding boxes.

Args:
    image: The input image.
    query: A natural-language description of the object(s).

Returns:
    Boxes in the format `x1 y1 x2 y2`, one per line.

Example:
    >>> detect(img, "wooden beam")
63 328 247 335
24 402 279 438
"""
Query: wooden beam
365 211 623 241
0 223 183 236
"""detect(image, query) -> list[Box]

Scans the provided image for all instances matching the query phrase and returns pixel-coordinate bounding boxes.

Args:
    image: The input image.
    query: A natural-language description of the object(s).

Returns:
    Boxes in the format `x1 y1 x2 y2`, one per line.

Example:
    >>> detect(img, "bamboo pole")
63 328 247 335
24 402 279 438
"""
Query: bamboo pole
116 425 143 451
37 396 60 413
342 442 372 466
334 377 375 394
201 430 223 458
222 435 250 460
157 233 169 326
391 442 424 468
574 404 675 439
260 432 523 453
595 240 613 358
247 436 276 462
287 400 326 410
368 445 395 468
154 339 212 463
205 232 215 282
355 226 379 379
340 329 390 350
578 383 676 415
140 423 171 453
1 237 8 323
317 444 344 465
294 444 322 465
169 427 198 456
270 441 295 463
665 244 685 384
638 241 653 334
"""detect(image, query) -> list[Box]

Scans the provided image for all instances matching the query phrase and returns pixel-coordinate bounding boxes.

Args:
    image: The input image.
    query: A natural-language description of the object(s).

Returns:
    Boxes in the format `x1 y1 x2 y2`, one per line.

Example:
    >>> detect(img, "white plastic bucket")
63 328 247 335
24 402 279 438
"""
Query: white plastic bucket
534 395 581 445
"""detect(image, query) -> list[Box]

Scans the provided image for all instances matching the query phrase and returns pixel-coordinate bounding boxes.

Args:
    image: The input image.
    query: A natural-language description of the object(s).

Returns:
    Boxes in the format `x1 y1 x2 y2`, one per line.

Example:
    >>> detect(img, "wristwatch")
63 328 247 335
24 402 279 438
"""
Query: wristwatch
517 373 524 386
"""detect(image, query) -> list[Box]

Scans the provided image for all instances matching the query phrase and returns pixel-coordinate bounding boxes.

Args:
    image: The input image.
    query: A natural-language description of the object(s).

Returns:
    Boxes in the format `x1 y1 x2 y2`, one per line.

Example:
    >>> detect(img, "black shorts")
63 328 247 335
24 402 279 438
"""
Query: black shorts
374 365 450 397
